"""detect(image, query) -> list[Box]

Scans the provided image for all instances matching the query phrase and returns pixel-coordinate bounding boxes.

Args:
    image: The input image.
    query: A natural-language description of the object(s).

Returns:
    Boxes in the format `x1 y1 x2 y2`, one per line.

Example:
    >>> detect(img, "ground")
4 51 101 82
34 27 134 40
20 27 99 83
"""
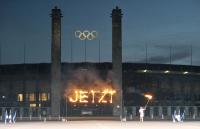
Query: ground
0 121 200 129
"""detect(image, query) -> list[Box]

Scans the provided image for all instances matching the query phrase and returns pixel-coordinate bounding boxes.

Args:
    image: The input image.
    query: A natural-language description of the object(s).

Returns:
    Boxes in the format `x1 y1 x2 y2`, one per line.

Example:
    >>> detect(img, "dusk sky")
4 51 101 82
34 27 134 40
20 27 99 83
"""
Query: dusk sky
1 0 200 65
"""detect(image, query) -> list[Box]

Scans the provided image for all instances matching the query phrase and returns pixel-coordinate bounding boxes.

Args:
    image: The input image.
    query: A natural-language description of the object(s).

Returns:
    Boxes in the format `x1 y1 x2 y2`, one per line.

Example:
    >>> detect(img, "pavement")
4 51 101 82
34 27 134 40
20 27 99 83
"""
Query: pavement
0 121 200 129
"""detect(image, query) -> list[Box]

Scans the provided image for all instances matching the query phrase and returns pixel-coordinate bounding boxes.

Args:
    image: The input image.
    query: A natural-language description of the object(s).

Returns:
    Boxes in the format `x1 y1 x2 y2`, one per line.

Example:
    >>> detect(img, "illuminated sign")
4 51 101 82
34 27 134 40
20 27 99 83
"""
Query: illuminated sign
68 89 116 104
75 30 98 40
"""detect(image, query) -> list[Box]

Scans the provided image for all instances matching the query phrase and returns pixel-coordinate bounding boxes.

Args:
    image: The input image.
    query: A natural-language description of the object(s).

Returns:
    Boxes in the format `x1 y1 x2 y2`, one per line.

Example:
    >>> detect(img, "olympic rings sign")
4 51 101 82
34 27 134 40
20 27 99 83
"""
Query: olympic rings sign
75 30 98 40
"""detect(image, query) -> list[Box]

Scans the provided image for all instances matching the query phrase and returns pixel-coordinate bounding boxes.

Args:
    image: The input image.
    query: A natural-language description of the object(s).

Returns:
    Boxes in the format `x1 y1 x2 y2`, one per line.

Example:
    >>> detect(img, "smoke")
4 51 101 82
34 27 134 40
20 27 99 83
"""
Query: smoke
138 50 190 64
64 68 115 99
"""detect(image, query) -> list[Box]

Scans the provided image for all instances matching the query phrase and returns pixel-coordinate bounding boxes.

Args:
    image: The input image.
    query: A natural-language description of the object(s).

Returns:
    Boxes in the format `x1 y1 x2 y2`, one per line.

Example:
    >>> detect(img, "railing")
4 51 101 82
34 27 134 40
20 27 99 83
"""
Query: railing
0 107 52 121
0 106 199 121
124 106 200 120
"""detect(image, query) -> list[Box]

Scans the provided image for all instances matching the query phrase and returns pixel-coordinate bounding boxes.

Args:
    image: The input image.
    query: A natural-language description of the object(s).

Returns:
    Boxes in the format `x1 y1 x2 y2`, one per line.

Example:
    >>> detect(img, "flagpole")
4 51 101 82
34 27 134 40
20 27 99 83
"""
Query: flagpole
98 39 100 63
0 42 1 65
190 44 192 66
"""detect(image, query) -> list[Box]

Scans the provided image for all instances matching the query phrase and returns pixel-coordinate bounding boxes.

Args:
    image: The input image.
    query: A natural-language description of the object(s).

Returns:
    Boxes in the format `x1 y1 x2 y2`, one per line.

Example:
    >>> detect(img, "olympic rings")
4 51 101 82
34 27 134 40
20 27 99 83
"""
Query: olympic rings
75 30 98 40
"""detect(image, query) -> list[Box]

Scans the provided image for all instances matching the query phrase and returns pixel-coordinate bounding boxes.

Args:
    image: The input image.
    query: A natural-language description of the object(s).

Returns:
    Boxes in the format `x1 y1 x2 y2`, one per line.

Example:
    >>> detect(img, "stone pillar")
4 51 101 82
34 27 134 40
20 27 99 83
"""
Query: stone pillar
132 106 136 116
11 107 14 117
176 106 179 112
20 108 23 120
47 107 50 117
185 106 189 116
150 106 154 119
38 108 41 118
29 108 32 120
35 80 40 107
193 106 197 119
2 107 5 120
124 107 127 117
0 108 1 120
50 6 62 118
167 106 171 117
111 6 123 117
158 106 163 117
65 102 68 118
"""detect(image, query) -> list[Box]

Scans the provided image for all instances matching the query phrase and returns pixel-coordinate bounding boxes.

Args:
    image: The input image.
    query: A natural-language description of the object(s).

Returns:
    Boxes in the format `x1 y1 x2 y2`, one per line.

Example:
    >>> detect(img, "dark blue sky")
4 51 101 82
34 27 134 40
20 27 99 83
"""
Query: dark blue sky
1 0 200 65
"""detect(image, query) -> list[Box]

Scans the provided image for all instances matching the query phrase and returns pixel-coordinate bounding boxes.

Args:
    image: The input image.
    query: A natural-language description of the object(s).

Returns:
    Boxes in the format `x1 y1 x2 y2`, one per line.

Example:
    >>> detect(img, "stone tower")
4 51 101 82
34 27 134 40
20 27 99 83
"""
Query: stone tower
50 6 62 118
111 6 123 117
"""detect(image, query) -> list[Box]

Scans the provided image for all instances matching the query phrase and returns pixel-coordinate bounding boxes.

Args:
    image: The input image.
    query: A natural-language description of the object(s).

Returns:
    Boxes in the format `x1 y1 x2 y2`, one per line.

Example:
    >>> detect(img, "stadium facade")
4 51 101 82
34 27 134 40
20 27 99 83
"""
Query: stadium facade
0 7 200 120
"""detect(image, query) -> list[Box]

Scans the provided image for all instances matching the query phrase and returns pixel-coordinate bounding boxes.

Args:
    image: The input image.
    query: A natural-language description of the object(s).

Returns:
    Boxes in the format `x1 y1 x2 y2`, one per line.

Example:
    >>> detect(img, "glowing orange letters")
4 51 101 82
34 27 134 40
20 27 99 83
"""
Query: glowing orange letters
68 89 116 104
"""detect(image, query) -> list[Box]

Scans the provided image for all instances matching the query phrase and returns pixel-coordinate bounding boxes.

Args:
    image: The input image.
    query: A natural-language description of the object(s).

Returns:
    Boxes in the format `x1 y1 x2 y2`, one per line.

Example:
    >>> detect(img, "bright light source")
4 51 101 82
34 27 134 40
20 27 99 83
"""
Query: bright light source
183 71 188 74
30 104 36 107
143 69 147 72
144 94 153 100
164 70 170 73
39 93 48 101
17 94 23 102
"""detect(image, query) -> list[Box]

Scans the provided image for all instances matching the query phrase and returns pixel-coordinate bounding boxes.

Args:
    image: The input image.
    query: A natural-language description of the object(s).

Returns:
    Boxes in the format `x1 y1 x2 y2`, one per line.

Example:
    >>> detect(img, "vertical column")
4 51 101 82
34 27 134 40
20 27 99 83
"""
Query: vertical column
132 107 136 116
0 108 1 120
38 108 41 118
2 107 5 120
22 43 28 107
50 6 62 118
11 107 14 117
35 80 40 107
167 106 171 117
193 106 197 119
150 106 154 119
176 106 179 111
20 107 23 120
29 108 32 120
185 106 189 116
47 107 50 117
159 106 163 117
0 42 1 64
111 6 123 117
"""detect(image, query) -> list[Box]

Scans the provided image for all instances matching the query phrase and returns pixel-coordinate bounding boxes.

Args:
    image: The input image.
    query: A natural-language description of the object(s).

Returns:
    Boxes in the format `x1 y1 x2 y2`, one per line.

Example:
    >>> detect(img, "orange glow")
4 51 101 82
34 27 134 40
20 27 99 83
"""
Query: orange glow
69 91 78 102
144 94 153 100
98 89 108 103
109 90 116 103
91 90 99 103
68 89 116 104
79 90 88 103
